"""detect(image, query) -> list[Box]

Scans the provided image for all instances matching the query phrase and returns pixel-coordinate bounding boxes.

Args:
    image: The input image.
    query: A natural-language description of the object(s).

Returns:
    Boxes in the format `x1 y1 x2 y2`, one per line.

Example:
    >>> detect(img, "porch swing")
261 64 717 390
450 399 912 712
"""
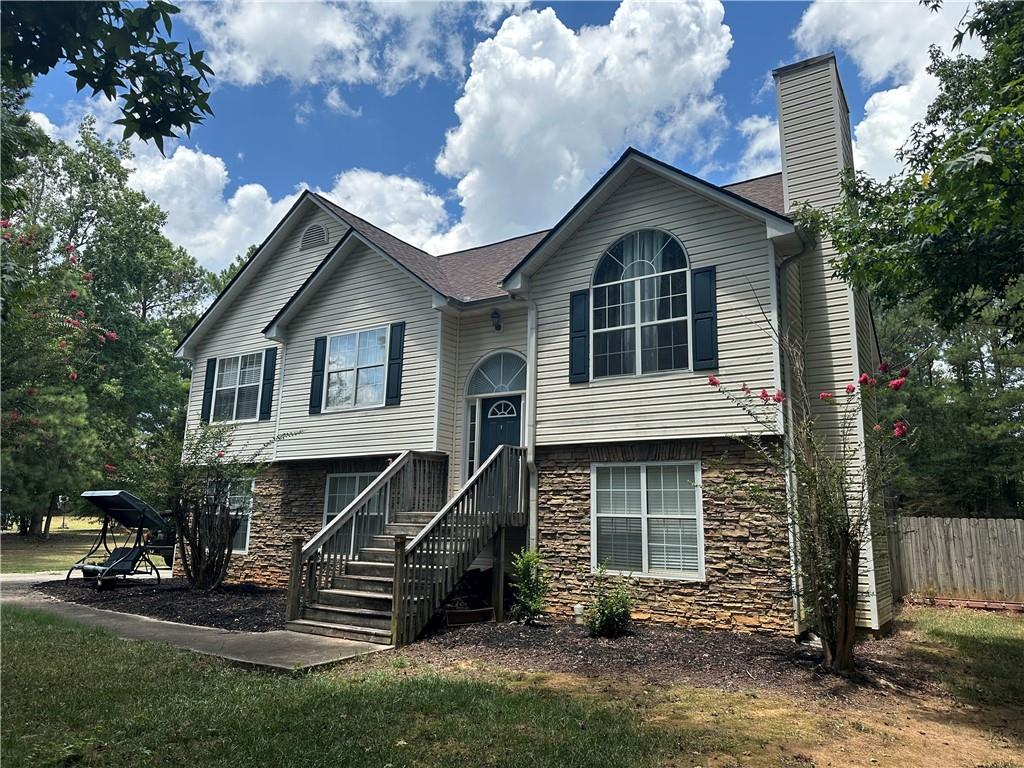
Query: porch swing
66 490 174 587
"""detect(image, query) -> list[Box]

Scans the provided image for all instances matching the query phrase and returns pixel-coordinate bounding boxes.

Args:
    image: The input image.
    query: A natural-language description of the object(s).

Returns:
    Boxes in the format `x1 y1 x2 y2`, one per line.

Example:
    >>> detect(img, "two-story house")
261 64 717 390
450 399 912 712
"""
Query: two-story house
175 53 892 646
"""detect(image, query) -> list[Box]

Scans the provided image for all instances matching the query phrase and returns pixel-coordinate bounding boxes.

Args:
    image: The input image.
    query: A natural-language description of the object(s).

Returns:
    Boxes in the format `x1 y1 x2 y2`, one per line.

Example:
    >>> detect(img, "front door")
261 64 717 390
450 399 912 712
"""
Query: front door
479 395 522 463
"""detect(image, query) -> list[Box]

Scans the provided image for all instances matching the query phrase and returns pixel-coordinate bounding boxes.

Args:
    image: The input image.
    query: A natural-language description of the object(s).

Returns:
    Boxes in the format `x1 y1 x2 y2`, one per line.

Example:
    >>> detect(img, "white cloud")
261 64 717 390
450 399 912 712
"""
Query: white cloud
793 1 979 179
734 115 780 180
430 0 733 250
324 87 362 117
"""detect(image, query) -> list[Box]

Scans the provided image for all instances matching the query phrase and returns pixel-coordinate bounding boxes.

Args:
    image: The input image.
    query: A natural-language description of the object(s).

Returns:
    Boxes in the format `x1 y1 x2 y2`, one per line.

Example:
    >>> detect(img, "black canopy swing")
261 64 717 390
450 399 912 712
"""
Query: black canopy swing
66 490 174 587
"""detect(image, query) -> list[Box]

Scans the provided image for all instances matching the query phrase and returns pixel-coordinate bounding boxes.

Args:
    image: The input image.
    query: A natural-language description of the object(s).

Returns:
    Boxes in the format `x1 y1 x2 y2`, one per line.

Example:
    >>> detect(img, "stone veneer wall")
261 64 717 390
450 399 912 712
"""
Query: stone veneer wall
173 456 391 588
537 438 794 634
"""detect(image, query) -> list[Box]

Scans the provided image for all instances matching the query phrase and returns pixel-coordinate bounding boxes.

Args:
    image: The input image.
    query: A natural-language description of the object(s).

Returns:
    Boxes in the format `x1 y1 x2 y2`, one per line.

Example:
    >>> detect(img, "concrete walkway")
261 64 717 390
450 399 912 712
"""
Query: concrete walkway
1 573 387 672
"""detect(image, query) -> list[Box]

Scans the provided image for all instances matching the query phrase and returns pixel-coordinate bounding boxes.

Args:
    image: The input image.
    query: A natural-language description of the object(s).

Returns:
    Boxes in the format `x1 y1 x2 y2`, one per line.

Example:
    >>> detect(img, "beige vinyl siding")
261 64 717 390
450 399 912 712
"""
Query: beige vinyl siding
777 56 888 629
530 166 778 445
451 306 529 486
273 243 439 460
185 208 338 460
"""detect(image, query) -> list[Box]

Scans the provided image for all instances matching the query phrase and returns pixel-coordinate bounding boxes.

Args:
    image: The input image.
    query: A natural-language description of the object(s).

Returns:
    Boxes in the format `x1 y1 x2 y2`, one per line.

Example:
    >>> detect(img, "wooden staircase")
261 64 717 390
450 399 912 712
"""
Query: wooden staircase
285 446 527 647
285 511 434 644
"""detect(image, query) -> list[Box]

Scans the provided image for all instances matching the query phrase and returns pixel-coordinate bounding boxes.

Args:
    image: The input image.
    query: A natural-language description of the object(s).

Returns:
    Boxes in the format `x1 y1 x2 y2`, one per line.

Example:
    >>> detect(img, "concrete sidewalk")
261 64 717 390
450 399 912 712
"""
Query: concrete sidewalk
1 573 386 672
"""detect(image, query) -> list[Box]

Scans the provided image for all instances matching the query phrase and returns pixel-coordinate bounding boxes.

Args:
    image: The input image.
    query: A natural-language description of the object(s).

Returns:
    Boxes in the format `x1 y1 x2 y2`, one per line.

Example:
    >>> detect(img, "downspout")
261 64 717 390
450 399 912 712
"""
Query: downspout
522 294 540 550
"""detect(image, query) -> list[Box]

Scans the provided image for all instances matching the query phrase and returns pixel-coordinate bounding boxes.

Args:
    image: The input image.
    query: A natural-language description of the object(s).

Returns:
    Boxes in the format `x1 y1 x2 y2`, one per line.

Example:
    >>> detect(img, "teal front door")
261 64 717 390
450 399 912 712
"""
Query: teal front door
479 395 522 463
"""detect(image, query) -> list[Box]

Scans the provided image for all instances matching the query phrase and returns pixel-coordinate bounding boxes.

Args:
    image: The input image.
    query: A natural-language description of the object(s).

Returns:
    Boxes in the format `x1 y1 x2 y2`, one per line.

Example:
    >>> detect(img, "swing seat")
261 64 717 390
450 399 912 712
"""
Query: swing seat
81 546 145 581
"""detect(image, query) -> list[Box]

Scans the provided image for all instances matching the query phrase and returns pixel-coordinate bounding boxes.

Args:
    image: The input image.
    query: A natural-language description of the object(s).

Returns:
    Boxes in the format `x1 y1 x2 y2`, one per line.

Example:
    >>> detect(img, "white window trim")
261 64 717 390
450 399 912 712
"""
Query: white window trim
589 231 694 381
321 472 381 527
589 461 706 581
211 351 265 424
463 390 526 484
321 324 391 413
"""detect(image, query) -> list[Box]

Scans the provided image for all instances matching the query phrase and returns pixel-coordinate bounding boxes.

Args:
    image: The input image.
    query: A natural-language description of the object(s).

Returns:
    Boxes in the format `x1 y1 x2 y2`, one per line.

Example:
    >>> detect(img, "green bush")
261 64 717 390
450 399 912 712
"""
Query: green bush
585 565 633 638
509 548 549 623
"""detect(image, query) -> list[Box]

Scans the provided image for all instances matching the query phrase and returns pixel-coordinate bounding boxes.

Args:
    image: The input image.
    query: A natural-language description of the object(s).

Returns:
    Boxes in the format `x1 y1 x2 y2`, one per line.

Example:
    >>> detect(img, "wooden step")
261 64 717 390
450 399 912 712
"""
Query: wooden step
332 574 392 594
317 588 392 611
358 547 396 563
392 511 436 525
346 560 394 578
369 535 397 549
302 603 392 630
383 522 423 537
285 619 392 645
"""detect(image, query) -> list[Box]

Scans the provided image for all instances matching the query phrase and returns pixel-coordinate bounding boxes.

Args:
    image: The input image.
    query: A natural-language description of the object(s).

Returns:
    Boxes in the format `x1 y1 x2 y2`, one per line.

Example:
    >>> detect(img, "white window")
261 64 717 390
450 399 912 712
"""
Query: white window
207 479 255 553
591 462 704 579
324 326 388 410
323 473 378 525
591 229 689 378
212 352 264 422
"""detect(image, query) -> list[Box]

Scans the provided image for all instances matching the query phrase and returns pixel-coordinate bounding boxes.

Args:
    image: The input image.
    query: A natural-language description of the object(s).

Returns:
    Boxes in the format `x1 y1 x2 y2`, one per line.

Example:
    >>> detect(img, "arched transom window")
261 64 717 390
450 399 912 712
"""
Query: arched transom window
592 228 689 378
467 352 527 395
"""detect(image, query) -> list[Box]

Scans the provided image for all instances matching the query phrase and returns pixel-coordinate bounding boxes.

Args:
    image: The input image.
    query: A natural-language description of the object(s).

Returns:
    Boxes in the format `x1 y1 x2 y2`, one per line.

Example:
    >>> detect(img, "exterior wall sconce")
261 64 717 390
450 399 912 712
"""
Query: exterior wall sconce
490 310 502 332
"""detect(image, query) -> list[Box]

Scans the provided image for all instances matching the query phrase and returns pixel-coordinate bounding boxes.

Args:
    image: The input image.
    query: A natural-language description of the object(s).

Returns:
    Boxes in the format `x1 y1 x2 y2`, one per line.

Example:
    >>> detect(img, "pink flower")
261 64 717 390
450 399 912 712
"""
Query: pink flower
57 340 67 350
215 450 225 459
0 219 9 228
845 383 856 394
64 244 76 253
772 390 786 403
707 374 721 387
8 410 20 422
103 463 117 475
2 232 11 241
82 271 94 281
68 254 79 265
759 389 771 403
76 310 85 318
858 372 872 386
888 377 906 391
740 382 751 394
67 290 79 300
818 392 834 401
68 371 78 382
873 424 882 432
97 334 106 343
879 361 891 374
892 421 908 439
899 367 910 378
105 330 118 341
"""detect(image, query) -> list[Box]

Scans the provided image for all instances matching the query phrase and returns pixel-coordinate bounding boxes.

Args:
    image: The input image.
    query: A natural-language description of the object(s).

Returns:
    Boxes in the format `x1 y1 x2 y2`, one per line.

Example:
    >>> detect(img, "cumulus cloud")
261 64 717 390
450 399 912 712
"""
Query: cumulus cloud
324 87 362 117
734 115 780 180
430 0 733 251
793 1 979 179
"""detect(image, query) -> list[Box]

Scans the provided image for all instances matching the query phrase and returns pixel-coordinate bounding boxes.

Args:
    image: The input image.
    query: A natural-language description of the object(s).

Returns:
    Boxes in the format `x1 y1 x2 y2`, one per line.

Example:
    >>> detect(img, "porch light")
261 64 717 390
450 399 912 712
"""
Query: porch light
490 310 502 332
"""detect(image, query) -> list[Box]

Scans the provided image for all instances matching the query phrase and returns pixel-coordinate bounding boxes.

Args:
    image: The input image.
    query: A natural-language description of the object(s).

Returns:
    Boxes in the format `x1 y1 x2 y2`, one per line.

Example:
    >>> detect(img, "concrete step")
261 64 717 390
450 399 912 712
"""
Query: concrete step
359 547 396 563
347 560 394 578
383 522 423 537
285 619 392 645
302 603 392 630
392 511 436 525
317 588 393 611
332 574 393 594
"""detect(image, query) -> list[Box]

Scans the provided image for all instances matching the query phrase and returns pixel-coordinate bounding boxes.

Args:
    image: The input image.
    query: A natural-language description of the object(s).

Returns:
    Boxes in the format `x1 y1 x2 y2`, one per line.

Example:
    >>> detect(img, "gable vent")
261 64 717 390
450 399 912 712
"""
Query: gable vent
300 223 329 250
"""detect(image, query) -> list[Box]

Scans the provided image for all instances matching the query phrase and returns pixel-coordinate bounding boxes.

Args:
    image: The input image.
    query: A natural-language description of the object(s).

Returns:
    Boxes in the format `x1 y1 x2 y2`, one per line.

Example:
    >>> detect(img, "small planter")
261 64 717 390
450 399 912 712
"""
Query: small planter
445 607 494 626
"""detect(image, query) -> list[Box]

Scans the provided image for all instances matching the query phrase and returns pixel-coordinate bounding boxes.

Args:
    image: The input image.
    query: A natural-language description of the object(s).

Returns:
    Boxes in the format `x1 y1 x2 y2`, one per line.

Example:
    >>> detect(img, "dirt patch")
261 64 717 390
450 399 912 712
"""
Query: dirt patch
33 578 286 632
396 618 942 703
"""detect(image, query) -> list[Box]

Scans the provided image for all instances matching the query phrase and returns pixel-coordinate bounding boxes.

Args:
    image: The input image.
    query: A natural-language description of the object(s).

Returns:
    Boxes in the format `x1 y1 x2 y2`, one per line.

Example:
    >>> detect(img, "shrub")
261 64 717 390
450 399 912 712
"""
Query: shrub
585 565 633 638
509 548 548 623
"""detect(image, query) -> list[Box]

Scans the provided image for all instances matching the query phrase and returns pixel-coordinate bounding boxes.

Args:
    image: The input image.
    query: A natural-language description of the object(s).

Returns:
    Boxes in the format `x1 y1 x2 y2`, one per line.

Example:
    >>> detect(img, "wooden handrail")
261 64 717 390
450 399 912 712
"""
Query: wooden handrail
301 450 412 559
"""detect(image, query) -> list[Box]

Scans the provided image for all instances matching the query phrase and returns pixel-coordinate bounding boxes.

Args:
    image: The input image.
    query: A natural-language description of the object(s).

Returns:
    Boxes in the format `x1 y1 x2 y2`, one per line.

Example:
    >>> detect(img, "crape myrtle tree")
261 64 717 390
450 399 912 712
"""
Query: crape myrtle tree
707 338 911 675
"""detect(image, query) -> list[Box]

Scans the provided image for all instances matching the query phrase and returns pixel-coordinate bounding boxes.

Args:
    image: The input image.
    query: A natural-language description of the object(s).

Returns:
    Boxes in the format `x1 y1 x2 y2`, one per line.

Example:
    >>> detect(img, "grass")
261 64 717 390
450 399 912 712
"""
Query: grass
900 606 1024 708
0 518 104 574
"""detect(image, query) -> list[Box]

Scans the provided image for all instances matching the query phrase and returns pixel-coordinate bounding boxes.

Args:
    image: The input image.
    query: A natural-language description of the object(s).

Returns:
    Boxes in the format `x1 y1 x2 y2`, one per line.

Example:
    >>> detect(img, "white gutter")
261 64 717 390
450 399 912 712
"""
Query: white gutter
523 293 540 550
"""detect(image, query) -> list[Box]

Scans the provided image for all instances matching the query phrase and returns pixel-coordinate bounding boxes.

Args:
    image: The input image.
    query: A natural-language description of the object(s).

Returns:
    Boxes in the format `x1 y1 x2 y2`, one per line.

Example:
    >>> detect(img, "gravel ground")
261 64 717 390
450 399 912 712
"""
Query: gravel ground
34 578 287 633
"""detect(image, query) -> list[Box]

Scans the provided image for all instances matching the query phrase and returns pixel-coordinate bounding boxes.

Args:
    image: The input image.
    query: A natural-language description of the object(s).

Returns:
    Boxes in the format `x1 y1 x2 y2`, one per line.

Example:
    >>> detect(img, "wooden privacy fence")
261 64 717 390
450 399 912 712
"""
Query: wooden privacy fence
894 516 1024 603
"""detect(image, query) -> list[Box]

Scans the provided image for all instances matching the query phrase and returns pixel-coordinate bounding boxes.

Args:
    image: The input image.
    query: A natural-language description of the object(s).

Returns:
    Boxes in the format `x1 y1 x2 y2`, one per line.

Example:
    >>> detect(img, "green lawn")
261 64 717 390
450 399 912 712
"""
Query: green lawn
0 518 107 574
900 605 1024 708
0 607 681 768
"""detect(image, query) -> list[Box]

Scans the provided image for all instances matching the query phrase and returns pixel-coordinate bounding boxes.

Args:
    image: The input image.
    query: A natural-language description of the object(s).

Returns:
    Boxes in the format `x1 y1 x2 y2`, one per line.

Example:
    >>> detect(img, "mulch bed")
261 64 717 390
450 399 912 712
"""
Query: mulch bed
34 579 286 633
398 618 939 702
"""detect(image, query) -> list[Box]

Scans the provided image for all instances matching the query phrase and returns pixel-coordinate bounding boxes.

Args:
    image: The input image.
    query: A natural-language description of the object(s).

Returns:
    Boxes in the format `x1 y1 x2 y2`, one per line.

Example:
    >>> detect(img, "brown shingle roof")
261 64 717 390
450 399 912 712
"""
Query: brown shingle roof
437 230 550 302
721 173 785 215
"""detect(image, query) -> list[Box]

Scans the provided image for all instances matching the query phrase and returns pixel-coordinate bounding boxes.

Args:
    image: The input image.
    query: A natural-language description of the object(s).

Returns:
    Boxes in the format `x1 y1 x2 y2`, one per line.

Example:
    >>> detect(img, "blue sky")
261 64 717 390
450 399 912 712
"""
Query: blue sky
27 1 971 269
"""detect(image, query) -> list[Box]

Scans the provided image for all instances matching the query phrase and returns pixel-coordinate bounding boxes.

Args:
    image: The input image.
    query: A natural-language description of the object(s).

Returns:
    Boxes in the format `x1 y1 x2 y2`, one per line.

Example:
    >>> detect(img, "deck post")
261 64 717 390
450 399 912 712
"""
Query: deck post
285 536 303 621
491 526 505 622
390 534 407 646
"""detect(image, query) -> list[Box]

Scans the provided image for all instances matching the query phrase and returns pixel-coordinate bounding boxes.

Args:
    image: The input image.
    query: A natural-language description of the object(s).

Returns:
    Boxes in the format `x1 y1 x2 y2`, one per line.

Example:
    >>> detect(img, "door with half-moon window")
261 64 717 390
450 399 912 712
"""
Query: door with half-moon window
479 395 522 463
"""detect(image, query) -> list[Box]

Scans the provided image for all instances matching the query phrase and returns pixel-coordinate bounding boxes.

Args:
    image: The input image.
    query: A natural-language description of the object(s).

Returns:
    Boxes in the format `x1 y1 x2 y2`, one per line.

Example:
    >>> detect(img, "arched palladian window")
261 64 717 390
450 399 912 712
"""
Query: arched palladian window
591 228 689 378
467 352 527 395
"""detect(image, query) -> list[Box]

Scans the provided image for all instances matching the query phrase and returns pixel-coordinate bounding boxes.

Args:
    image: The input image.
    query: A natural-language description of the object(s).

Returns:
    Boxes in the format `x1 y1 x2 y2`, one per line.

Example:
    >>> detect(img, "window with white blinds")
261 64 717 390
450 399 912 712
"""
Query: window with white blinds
591 462 704 579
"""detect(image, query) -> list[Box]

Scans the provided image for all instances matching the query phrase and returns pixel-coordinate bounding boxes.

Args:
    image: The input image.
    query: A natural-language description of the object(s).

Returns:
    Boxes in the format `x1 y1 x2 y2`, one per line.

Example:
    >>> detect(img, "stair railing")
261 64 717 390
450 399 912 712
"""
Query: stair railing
391 444 527 645
286 450 448 620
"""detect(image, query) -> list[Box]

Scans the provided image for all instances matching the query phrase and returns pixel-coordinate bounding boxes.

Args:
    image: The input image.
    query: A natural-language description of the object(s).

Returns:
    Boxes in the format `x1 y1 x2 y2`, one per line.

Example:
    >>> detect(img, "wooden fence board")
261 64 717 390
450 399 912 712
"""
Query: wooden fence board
895 516 1024 602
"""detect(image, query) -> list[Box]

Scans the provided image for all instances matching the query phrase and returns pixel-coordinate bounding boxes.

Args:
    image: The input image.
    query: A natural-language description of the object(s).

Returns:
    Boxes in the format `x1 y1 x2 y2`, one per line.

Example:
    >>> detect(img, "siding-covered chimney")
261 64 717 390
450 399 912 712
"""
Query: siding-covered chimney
772 54 893 633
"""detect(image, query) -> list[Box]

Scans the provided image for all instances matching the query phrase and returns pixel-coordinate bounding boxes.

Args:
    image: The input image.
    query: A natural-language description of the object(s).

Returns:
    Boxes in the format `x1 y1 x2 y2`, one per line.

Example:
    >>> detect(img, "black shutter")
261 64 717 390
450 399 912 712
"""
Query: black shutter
568 289 589 383
385 321 406 406
691 266 718 370
200 358 217 423
258 347 277 421
308 336 327 414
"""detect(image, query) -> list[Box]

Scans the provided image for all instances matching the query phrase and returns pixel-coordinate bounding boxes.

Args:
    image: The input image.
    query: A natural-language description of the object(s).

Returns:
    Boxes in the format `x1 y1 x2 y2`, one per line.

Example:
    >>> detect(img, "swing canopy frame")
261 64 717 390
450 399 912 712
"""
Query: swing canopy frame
66 490 174 586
